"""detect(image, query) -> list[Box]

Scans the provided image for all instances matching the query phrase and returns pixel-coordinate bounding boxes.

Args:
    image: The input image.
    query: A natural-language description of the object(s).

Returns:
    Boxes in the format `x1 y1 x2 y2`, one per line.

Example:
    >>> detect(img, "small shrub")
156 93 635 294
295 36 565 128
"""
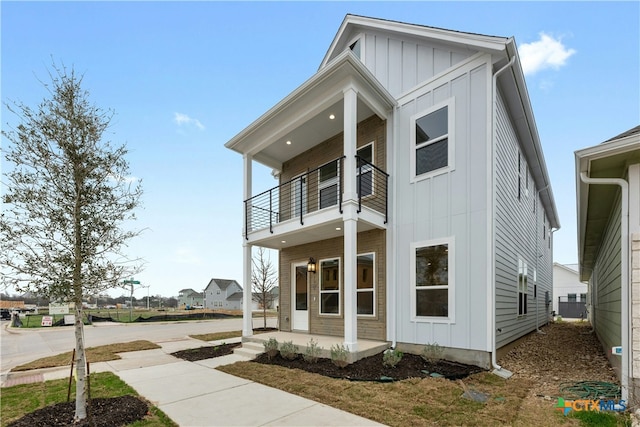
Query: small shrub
330 343 349 368
263 337 279 360
382 348 403 368
279 340 298 360
422 342 444 364
303 338 323 363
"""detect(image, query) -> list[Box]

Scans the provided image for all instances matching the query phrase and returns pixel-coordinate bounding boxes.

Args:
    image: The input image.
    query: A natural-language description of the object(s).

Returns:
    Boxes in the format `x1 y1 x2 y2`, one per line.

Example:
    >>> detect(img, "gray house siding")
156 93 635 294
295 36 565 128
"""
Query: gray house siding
204 279 244 310
494 90 553 348
591 190 622 373
393 54 491 354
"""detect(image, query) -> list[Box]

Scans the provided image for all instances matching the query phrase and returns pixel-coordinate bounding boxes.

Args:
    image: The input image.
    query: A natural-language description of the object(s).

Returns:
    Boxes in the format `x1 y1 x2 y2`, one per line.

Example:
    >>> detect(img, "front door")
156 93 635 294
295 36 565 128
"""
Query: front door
292 262 309 331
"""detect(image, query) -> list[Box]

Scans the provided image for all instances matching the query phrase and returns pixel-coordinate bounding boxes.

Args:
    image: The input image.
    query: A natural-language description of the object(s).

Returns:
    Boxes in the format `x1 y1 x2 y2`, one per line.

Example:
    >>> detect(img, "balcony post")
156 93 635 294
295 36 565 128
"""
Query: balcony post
343 87 358 352
242 153 253 337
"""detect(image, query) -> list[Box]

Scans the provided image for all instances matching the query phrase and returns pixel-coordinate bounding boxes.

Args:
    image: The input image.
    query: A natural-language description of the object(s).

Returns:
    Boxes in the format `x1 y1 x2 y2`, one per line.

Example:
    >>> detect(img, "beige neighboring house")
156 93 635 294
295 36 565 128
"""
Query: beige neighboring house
576 125 640 405
552 263 587 319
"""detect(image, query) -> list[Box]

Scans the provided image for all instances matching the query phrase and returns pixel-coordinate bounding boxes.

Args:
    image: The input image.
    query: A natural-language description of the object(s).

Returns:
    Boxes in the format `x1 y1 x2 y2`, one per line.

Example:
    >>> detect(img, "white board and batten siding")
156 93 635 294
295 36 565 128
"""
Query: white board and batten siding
357 30 476 98
390 52 493 352
494 90 554 349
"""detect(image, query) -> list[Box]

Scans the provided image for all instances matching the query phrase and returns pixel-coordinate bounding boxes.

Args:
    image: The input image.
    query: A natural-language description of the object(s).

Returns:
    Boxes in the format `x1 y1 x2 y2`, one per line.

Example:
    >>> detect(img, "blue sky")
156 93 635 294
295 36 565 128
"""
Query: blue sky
2 2 638 299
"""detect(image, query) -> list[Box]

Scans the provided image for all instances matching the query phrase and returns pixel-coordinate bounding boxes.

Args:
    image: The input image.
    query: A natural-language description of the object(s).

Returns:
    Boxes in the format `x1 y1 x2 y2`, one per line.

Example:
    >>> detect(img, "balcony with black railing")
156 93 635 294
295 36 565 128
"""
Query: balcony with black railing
244 156 388 241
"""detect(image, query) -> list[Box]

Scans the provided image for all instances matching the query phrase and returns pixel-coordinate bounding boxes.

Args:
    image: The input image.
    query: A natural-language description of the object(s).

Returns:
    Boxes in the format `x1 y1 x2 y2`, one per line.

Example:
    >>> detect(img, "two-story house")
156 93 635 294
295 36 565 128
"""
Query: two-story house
177 288 204 308
204 278 244 310
225 14 559 370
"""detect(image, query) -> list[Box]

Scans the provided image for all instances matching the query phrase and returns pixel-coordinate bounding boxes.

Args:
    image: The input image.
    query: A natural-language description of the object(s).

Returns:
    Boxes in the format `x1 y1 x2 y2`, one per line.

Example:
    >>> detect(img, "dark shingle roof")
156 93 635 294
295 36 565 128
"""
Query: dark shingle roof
603 125 640 143
227 291 243 301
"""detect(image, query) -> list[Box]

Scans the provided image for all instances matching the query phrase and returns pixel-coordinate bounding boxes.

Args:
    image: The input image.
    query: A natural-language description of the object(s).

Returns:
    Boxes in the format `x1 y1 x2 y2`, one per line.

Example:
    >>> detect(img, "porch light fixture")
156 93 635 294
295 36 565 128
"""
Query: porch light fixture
307 257 317 273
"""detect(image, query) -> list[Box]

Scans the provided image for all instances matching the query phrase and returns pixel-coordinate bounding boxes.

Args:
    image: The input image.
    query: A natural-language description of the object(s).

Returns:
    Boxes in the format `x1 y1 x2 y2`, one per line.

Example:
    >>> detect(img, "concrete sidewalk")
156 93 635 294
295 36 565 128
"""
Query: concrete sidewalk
1 337 384 426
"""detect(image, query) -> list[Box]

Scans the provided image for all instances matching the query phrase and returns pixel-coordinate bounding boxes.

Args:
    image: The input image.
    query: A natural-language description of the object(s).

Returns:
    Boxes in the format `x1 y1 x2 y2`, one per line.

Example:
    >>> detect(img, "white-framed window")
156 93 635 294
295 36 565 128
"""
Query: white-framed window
518 257 528 316
318 160 339 210
357 252 375 316
357 142 374 198
410 99 455 181
319 257 341 315
411 237 455 321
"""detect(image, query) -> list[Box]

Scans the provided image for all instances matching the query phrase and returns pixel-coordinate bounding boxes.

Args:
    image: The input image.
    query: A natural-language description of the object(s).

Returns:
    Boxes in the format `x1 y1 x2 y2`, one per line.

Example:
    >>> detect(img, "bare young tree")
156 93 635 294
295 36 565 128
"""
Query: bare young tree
0 64 143 422
251 247 277 330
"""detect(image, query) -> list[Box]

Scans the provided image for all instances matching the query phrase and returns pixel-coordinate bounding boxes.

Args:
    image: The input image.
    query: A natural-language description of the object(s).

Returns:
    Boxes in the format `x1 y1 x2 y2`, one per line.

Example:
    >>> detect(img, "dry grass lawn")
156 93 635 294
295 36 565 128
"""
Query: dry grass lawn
11 340 160 372
218 362 573 426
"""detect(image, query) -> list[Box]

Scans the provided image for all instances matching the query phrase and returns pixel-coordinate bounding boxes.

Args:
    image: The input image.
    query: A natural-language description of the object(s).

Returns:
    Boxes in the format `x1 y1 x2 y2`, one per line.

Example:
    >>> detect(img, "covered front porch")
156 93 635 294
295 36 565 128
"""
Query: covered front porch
243 330 389 363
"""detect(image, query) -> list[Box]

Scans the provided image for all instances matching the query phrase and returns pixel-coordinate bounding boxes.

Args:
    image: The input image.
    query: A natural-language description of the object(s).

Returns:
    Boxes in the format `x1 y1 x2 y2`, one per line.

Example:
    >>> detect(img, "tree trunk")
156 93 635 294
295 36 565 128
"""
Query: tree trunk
73 296 87 421
263 303 267 330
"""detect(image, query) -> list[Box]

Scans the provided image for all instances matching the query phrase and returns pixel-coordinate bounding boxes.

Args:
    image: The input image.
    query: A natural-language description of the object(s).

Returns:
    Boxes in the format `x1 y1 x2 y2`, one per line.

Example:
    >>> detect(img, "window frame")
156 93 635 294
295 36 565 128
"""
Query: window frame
357 141 375 198
410 98 455 183
317 160 340 210
319 257 341 316
517 257 528 317
348 35 363 60
356 252 376 317
410 236 455 323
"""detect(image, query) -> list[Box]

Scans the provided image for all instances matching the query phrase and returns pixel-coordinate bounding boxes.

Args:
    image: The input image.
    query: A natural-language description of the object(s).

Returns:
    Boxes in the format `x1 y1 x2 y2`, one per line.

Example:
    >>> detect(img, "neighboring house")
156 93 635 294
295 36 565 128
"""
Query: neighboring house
552 263 587 319
252 288 280 310
177 288 204 308
204 279 244 310
226 14 559 369
575 125 640 404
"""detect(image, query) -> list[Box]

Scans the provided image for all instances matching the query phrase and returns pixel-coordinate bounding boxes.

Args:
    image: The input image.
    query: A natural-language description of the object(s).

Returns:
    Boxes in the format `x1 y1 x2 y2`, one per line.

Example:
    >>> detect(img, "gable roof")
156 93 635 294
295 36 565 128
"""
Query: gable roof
205 278 242 292
320 14 509 69
227 291 243 301
178 288 198 296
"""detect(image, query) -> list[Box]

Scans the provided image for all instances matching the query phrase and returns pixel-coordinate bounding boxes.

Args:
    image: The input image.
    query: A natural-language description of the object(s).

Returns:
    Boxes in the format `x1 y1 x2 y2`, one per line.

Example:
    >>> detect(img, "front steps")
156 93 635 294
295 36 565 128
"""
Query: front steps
233 341 264 360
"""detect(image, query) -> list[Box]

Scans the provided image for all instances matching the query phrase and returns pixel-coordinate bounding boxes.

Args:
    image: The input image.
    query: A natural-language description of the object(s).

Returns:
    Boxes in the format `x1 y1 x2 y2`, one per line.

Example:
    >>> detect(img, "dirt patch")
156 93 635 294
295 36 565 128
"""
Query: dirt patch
171 342 241 362
500 321 619 399
252 351 484 381
7 395 149 427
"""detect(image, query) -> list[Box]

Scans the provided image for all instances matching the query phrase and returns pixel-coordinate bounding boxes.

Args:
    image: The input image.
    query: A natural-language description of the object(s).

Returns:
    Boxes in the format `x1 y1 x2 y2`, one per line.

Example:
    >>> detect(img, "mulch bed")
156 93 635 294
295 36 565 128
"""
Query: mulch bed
7 395 149 427
171 342 241 361
253 351 484 381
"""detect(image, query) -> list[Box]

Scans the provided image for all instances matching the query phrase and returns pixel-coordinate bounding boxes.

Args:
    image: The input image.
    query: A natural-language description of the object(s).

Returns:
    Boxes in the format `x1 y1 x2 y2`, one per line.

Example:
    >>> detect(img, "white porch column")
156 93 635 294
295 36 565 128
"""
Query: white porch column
343 87 358 351
242 153 253 337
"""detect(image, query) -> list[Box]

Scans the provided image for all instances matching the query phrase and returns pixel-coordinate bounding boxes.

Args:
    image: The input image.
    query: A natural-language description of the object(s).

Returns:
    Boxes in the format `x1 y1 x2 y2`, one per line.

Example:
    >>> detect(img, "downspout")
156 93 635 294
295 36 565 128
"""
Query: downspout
535 185 550 334
391 104 399 349
579 172 629 403
490 54 516 374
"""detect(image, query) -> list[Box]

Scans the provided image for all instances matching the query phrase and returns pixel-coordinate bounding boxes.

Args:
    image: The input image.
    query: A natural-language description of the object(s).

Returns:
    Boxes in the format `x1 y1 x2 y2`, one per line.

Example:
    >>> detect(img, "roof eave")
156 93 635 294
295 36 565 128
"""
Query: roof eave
225 50 397 157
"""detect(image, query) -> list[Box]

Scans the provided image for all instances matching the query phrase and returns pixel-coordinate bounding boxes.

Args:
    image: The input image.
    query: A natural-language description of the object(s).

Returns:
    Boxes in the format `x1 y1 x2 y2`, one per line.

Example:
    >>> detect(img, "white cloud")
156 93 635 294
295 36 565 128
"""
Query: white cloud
519 33 576 76
108 173 139 184
173 112 205 130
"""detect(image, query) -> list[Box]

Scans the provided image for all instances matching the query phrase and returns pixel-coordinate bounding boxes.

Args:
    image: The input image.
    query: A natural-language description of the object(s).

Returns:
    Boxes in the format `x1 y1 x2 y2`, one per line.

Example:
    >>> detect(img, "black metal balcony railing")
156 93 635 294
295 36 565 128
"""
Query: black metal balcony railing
244 156 389 238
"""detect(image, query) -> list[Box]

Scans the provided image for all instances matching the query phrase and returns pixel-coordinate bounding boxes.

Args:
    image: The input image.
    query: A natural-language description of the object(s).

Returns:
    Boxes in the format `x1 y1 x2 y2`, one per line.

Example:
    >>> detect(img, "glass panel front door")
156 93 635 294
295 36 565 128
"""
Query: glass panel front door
292 263 308 331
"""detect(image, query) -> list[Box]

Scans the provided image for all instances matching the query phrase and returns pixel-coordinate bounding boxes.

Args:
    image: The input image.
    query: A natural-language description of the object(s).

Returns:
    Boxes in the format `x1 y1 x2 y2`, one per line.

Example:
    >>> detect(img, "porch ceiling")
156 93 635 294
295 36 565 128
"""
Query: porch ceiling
225 51 396 171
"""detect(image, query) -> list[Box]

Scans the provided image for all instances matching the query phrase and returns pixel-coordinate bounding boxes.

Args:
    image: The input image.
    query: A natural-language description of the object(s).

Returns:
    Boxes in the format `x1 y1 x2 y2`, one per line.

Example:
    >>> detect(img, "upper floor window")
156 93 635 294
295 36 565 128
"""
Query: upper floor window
357 142 374 197
411 99 454 181
318 160 339 209
411 237 454 321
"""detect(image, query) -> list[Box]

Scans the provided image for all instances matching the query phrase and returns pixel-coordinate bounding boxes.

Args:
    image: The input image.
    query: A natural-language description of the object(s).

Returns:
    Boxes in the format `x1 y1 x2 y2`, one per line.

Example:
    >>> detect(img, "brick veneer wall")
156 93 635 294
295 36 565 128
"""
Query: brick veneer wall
279 229 387 341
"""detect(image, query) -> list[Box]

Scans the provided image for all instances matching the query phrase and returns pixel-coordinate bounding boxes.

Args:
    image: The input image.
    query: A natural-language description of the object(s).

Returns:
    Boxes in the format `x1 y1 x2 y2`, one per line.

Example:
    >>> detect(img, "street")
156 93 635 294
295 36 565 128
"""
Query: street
1 317 276 373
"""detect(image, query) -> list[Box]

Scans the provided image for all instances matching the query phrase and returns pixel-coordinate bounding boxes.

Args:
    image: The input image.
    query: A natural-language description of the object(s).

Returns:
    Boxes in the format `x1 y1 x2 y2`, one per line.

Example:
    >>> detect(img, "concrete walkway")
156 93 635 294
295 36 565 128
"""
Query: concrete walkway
1 336 384 426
